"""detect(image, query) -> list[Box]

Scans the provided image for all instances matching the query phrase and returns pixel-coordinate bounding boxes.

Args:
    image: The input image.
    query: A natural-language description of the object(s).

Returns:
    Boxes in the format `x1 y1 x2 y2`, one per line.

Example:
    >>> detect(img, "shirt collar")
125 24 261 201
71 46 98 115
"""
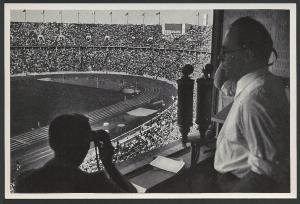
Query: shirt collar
235 69 268 99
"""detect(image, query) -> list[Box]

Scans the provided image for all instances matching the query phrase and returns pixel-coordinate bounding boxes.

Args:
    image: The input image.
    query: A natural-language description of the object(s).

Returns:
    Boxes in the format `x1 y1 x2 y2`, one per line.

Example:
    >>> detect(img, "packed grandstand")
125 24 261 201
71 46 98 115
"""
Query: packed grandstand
10 22 212 79
10 22 212 180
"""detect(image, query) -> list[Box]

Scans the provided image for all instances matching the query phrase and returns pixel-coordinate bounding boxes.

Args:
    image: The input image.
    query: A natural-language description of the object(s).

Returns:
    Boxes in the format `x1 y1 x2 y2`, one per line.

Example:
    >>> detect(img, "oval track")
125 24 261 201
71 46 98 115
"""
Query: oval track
10 74 166 172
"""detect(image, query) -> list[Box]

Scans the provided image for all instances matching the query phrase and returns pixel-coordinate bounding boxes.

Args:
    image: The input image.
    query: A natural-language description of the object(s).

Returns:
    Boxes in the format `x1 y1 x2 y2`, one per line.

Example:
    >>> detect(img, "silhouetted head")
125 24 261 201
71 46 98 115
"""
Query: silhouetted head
218 17 274 81
182 64 194 77
203 64 213 78
49 113 91 166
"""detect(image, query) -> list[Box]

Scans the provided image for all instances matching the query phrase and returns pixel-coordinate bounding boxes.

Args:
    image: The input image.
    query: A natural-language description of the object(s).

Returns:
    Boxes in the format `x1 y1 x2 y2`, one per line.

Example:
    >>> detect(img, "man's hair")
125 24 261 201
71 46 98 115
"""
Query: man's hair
49 113 91 158
230 17 273 64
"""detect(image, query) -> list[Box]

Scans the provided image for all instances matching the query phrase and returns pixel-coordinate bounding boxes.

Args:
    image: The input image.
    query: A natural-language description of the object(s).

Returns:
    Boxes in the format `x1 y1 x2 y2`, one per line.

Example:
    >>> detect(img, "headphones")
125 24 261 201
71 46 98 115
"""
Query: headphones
267 48 278 66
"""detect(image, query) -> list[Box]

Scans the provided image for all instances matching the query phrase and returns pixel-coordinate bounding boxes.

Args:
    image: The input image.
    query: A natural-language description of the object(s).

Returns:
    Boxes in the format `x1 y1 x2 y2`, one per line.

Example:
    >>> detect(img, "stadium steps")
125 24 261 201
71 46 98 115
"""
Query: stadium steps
11 128 49 152
11 146 54 173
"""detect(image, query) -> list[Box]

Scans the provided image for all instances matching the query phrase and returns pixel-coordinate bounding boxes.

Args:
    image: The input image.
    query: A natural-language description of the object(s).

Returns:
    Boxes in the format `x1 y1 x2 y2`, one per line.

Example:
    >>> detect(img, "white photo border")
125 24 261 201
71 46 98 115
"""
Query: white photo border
4 2 297 199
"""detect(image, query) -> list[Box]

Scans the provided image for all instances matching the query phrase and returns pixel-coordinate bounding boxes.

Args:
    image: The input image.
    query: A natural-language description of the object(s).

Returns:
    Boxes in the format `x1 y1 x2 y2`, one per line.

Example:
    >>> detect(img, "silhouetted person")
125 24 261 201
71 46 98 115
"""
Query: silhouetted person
213 17 289 192
16 113 137 193
177 64 194 143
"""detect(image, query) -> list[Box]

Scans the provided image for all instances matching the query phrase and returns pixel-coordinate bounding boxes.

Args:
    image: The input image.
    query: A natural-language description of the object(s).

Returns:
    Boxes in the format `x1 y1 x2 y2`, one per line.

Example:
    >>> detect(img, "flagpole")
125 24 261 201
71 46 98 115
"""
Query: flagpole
77 11 80 24
125 12 129 33
110 12 112 24
142 13 145 25
93 11 96 24
24 10 27 22
60 11 62 23
197 12 199 26
158 12 160 25
42 10 45 23
156 12 160 25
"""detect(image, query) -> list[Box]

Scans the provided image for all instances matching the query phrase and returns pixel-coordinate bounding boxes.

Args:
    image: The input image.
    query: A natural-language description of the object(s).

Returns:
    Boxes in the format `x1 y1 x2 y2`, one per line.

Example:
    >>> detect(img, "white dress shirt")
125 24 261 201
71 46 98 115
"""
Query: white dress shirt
221 80 237 97
214 69 289 184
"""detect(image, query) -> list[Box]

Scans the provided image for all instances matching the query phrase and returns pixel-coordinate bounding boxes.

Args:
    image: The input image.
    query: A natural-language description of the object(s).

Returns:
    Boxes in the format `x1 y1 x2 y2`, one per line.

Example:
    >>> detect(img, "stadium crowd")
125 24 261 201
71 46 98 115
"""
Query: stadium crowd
11 22 211 79
11 47 210 80
80 102 178 173
11 21 211 175
11 22 211 50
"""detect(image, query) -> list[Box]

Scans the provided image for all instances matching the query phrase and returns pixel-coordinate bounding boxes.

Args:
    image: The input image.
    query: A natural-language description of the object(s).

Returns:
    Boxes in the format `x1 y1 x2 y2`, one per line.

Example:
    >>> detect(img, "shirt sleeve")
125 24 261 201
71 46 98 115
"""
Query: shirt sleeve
241 96 289 184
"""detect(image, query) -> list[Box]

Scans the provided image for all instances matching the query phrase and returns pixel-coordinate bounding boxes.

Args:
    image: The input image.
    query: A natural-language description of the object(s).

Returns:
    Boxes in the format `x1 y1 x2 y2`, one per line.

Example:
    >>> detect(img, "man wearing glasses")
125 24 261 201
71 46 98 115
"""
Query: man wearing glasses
213 17 289 192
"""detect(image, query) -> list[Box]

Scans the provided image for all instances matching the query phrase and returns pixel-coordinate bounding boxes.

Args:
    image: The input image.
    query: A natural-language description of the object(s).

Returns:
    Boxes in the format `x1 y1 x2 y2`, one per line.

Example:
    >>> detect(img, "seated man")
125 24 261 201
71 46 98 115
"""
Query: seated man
213 17 290 192
16 113 137 193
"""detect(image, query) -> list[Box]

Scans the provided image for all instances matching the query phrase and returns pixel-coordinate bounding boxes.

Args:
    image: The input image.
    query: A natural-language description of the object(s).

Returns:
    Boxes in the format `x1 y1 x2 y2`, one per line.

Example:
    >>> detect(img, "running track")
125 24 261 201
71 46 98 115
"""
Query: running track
11 74 163 172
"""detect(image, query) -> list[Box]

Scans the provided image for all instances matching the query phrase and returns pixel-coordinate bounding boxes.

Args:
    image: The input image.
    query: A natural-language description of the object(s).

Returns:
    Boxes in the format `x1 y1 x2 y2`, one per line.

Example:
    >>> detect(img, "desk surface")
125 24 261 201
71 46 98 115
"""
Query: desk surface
149 158 217 193
127 144 215 192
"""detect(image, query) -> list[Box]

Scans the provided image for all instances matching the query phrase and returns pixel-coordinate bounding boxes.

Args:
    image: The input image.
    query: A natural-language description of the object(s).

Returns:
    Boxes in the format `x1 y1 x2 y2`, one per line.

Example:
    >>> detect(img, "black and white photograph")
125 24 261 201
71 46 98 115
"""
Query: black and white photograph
4 3 297 199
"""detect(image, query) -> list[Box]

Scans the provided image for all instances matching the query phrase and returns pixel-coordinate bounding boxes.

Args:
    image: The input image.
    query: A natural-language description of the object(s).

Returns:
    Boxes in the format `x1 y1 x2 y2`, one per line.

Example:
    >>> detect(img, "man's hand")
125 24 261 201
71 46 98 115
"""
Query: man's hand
95 130 137 193
95 130 114 165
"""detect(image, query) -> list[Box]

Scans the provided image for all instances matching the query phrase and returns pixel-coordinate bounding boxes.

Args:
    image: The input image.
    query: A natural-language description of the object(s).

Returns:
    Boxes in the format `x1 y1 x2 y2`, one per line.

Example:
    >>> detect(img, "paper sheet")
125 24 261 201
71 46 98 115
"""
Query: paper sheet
150 155 185 173
131 182 147 193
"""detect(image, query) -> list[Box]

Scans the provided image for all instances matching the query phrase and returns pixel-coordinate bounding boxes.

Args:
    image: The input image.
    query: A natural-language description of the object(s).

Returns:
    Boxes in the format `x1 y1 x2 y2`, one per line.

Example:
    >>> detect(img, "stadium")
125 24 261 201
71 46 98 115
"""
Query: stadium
10 11 212 191
6 6 295 196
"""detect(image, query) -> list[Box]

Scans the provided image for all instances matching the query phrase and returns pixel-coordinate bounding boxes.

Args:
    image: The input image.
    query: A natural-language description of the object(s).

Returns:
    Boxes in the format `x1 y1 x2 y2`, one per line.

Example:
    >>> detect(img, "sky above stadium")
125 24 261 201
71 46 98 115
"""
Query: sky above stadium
10 9 213 26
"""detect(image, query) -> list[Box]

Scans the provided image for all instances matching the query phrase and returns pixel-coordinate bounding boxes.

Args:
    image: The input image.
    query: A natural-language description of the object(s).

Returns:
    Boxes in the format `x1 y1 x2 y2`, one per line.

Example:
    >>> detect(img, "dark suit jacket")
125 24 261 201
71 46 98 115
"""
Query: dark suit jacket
15 159 123 193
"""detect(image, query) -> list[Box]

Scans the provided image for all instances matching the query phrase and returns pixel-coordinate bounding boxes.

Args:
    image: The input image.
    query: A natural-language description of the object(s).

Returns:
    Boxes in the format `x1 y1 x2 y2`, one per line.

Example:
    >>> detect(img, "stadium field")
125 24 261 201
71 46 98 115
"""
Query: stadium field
11 75 125 136
10 72 177 173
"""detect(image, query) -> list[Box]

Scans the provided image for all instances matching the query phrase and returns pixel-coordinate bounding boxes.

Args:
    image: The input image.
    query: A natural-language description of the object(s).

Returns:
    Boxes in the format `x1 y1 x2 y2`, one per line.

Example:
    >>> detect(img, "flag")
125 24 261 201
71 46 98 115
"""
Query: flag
22 9 26 12
142 13 145 16
109 12 112 15
156 12 160 15
125 12 129 16
196 12 199 16
42 10 45 14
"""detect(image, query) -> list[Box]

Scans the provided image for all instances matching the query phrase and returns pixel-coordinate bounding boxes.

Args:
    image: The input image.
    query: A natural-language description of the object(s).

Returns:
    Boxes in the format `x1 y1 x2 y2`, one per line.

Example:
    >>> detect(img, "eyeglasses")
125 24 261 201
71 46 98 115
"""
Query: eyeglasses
218 47 248 62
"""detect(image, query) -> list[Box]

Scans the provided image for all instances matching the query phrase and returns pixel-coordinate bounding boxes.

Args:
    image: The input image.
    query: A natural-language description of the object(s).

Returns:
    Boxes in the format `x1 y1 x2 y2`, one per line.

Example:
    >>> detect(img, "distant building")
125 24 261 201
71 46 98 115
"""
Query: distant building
162 23 182 35
162 23 193 35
